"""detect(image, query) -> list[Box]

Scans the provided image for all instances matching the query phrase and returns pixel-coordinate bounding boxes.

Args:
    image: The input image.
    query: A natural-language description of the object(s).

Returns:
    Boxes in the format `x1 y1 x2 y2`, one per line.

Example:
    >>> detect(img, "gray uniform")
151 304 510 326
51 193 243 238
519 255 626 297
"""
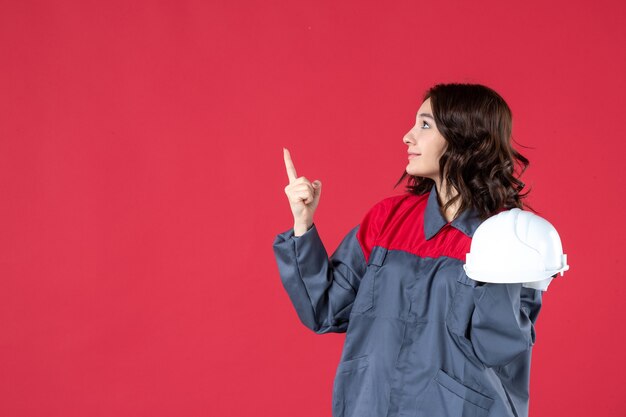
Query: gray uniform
272 186 543 417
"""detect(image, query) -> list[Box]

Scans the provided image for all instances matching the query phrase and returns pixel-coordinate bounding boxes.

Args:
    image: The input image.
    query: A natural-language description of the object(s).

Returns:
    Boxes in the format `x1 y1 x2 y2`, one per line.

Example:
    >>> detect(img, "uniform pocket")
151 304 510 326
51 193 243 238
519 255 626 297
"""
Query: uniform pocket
351 246 387 314
446 278 475 337
332 355 373 417
415 369 494 417
351 269 375 313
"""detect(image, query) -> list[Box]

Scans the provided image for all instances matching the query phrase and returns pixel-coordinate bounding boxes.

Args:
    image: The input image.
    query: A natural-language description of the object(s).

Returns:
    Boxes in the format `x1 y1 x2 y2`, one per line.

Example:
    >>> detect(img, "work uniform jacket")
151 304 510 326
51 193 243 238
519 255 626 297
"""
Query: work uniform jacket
272 186 543 417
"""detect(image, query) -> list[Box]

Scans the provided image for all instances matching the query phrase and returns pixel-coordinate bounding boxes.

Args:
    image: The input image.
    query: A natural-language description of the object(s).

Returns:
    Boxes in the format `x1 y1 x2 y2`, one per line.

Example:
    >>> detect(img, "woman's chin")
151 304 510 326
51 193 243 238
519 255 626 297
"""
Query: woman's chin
405 167 421 176
406 168 434 180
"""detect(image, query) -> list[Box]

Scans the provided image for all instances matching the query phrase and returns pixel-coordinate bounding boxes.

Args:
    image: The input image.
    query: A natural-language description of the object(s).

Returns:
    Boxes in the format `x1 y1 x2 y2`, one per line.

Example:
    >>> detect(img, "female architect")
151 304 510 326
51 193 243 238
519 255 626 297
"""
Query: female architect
273 83 544 417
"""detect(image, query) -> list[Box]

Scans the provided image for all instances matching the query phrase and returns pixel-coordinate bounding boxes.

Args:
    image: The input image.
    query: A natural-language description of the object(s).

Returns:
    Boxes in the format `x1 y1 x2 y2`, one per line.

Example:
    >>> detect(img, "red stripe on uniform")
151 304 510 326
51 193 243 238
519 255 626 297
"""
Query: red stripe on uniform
357 193 471 263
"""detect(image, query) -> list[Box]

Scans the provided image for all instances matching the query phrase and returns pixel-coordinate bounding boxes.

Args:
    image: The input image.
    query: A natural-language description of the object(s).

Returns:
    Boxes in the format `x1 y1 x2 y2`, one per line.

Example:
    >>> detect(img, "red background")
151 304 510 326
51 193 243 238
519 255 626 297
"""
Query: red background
1 0 625 416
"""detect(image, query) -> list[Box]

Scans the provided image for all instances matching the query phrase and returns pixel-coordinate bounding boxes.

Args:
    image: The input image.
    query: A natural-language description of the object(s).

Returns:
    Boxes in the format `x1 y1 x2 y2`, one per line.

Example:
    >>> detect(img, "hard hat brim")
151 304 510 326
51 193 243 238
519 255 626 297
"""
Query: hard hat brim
463 264 569 284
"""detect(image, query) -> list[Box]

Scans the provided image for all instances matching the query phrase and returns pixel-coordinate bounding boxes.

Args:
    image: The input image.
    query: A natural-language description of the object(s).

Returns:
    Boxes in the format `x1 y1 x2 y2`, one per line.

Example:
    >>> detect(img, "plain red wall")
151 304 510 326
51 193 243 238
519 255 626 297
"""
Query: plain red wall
1 0 625 416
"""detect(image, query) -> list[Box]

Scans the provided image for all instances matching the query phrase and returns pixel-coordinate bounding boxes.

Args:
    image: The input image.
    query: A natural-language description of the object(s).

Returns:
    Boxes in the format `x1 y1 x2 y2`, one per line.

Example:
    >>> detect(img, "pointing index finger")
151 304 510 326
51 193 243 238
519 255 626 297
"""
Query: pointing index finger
283 148 297 183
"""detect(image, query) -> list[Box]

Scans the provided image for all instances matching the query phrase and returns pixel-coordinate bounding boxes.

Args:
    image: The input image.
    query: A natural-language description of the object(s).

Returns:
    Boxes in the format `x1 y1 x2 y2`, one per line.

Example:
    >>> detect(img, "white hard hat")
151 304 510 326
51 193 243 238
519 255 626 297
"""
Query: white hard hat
463 208 569 285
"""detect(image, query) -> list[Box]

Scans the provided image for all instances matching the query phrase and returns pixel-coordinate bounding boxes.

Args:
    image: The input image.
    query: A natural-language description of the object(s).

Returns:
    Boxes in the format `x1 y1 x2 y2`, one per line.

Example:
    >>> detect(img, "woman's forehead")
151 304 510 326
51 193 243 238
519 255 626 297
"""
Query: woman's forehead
418 98 431 112
417 98 434 119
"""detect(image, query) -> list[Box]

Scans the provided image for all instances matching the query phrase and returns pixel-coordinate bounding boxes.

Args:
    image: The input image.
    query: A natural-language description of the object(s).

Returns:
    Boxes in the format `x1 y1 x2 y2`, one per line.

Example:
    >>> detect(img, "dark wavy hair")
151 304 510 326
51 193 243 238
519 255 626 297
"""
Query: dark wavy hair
394 83 531 220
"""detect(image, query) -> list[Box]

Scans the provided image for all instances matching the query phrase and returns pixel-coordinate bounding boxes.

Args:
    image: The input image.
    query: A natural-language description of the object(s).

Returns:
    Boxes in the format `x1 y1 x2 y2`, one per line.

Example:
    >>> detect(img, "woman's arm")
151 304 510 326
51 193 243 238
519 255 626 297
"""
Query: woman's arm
469 282 543 367
272 222 367 334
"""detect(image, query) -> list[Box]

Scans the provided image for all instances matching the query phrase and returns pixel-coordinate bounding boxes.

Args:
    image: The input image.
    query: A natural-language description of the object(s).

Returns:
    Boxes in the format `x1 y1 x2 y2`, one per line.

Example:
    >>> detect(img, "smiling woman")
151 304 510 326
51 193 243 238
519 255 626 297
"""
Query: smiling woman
274 83 543 417
402 98 448 188
396 83 530 222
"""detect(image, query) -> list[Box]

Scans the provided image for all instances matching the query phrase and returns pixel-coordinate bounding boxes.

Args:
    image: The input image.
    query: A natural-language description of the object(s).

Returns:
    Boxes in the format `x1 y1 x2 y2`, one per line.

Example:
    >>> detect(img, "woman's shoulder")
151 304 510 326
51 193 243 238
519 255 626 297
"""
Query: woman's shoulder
356 193 428 260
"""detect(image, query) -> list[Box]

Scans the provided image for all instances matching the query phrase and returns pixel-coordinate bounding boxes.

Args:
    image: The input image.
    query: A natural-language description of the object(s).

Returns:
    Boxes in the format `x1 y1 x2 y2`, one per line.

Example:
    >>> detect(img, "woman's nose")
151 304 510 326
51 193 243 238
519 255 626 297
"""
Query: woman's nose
403 131 414 145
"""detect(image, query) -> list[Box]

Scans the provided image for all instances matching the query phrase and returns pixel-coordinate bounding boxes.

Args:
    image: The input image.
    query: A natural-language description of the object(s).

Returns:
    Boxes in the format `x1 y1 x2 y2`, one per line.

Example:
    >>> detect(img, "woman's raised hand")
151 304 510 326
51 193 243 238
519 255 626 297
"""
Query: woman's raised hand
283 148 322 235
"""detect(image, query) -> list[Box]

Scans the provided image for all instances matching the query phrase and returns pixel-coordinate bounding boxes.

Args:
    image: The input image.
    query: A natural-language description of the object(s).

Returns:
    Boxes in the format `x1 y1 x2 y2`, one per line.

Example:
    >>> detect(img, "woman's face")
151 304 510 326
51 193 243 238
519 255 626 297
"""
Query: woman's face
403 98 447 182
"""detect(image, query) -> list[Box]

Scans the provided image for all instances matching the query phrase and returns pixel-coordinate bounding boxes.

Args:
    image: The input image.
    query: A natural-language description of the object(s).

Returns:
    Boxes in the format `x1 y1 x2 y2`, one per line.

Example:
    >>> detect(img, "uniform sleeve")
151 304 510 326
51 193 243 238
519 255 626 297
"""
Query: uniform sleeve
468 282 543 367
272 222 368 334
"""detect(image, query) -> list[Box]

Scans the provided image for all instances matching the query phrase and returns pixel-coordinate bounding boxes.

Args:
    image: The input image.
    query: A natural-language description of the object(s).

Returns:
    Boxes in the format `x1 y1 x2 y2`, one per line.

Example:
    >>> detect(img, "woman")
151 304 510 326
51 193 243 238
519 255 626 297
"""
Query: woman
273 83 542 417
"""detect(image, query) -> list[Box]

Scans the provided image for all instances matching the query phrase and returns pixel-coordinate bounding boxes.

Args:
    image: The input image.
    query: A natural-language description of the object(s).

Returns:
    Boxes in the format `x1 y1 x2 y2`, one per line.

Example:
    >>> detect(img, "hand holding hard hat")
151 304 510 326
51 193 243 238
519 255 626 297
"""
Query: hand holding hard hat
463 208 569 291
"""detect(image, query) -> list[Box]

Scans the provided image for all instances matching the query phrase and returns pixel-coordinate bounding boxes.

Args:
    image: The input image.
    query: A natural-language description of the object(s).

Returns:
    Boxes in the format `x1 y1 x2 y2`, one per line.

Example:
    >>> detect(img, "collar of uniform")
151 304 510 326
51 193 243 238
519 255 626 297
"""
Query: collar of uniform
424 185 482 240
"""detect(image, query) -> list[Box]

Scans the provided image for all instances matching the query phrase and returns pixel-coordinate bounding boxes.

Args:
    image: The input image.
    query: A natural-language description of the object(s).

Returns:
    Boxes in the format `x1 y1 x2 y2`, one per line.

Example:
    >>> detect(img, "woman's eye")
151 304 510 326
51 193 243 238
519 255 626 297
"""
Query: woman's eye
421 121 430 129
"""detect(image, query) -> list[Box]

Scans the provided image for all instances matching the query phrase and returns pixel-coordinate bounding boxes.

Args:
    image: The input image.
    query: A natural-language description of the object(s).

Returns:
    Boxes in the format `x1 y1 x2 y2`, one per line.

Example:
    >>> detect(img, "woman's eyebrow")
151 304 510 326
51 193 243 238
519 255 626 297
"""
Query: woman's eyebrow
417 113 434 120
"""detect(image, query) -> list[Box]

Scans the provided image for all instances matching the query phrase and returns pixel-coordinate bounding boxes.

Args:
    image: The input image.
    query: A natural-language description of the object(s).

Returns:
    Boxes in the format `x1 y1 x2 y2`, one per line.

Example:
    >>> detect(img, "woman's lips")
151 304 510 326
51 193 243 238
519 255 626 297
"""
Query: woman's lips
408 154 420 159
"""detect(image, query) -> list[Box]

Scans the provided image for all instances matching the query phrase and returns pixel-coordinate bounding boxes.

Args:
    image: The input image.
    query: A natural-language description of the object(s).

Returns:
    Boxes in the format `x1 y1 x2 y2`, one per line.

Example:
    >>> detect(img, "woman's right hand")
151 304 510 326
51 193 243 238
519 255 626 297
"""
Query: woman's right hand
283 148 322 235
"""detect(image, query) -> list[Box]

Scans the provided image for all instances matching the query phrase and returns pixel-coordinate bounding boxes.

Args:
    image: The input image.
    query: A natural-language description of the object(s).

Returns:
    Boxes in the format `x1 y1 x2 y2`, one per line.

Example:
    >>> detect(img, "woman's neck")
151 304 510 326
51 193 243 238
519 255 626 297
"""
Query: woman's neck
435 179 461 223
